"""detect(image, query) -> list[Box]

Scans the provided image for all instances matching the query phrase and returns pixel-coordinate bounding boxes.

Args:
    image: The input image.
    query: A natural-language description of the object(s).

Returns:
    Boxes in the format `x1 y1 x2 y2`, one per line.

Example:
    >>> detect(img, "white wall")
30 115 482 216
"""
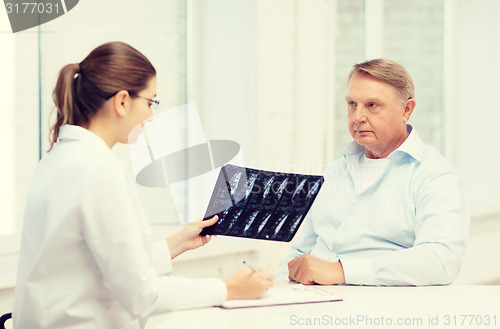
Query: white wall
253 0 337 173
190 0 255 161
192 0 337 174
447 0 500 284
449 0 500 217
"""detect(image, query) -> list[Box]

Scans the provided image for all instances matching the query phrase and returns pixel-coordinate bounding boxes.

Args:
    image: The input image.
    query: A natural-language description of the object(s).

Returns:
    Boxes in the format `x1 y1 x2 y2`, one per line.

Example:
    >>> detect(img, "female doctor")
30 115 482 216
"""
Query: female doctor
13 41 273 329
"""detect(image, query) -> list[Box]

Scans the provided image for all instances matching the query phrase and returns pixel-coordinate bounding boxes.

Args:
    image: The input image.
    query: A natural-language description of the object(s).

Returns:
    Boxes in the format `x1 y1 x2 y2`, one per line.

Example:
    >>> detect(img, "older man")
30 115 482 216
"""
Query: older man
283 59 469 286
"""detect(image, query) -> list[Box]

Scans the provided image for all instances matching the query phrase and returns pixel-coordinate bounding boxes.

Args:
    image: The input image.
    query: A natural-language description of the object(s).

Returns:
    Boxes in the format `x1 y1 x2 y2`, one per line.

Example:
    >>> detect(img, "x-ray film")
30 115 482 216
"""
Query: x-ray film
201 164 324 242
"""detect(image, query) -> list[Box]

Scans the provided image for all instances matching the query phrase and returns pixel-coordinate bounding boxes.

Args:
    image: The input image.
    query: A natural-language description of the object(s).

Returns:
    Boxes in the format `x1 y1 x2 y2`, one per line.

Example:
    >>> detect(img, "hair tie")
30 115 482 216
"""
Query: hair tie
74 63 81 79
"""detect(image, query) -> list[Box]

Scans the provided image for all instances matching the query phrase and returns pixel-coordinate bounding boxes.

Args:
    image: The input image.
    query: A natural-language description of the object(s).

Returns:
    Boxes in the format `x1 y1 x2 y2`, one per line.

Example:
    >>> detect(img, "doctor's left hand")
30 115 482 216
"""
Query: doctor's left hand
166 215 218 259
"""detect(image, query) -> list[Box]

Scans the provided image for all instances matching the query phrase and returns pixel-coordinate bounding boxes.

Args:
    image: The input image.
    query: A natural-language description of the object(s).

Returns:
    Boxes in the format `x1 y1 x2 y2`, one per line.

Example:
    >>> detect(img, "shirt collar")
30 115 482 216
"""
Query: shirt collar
392 124 425 162
57 125 111 154
343 124 425 163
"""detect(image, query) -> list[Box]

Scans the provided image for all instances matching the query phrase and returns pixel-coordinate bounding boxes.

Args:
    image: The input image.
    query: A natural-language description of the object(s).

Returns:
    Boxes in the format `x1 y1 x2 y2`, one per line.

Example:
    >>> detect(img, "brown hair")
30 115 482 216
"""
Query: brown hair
348 59 415 106
49 41 156 150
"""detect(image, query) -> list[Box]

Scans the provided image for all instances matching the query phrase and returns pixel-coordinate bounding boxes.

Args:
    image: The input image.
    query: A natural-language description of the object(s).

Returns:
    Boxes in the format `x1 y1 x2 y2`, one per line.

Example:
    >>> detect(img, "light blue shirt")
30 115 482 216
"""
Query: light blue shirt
282 125 469 286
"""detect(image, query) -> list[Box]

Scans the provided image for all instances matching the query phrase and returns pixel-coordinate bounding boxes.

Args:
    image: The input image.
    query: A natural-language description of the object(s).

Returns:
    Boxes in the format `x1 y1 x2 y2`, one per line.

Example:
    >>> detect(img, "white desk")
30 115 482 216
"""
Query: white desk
147 282 500 329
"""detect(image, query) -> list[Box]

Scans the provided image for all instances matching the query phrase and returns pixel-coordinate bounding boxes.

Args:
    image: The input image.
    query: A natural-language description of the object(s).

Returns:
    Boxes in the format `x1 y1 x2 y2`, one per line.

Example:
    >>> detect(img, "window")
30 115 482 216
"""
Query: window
0 16 15 238
0 13 39 259
0 18 16 239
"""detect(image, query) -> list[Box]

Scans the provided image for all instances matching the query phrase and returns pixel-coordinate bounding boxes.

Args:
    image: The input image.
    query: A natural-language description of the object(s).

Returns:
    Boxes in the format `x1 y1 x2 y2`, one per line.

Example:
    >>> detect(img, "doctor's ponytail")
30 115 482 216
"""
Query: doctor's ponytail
49 41 156 151
50 63 80 151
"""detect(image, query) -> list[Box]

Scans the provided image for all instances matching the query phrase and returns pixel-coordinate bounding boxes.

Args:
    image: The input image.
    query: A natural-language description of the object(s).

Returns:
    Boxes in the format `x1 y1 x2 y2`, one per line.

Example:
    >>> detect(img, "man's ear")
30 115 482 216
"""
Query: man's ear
112 90 130 118
402 99 416 123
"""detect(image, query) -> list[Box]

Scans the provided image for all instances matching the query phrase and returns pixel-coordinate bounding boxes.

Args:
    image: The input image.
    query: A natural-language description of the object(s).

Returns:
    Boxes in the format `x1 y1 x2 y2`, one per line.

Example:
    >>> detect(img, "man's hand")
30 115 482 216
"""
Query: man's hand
288 254 346 285
166 215 218 259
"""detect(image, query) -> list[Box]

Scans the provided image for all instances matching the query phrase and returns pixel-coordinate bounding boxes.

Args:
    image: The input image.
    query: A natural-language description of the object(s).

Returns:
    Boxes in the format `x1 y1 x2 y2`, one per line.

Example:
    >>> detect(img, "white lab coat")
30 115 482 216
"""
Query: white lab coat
13 125 226 329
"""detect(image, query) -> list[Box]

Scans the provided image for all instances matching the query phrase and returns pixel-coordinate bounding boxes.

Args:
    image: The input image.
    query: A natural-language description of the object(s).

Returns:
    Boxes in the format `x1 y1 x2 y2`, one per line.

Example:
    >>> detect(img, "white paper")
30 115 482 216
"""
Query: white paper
221 284 342 309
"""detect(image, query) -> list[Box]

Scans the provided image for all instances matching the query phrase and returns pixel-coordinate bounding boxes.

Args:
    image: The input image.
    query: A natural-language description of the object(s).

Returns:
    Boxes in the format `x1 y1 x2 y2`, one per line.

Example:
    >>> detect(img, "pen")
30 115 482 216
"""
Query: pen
243 260 257 272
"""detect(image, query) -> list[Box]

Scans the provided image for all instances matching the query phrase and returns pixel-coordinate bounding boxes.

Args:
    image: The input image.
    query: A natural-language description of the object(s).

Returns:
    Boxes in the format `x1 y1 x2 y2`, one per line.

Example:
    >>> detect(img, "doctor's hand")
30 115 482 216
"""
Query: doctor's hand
166 215 218 259
224 267 274 300
288 254 345 285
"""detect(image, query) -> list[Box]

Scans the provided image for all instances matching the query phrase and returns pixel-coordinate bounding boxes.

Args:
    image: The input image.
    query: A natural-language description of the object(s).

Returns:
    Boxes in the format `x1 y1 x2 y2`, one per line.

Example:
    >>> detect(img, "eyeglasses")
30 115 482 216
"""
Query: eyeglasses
136 95 160 111
104 91 160 111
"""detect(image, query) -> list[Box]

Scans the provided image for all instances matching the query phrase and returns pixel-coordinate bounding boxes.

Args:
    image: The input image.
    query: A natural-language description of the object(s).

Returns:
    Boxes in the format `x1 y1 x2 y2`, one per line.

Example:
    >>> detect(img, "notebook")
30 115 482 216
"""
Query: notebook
220 284 342 309
200 164 324 242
